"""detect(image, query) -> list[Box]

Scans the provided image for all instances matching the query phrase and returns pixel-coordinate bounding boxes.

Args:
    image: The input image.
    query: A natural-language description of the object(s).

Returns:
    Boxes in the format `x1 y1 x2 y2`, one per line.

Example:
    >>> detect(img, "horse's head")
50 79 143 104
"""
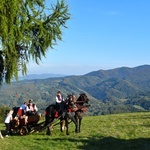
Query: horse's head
66 94 76 105
65 94 78 111
76 93 90 105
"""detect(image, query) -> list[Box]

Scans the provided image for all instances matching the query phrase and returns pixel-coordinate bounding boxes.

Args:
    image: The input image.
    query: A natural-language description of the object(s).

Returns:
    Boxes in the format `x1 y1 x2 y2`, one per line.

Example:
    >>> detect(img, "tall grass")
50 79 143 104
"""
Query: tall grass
0 112 150 150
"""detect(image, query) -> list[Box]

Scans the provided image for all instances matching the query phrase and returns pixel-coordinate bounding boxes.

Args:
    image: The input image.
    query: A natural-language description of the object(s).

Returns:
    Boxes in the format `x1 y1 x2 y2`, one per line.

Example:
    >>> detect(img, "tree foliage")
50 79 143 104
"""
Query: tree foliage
0 106 10 123
0 0 70 84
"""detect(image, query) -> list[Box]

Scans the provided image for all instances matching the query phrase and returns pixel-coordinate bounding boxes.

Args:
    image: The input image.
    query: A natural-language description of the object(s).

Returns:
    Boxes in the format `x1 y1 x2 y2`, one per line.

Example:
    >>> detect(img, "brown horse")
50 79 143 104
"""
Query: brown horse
74 93 90 133
62 93 90 133
44 94 78 136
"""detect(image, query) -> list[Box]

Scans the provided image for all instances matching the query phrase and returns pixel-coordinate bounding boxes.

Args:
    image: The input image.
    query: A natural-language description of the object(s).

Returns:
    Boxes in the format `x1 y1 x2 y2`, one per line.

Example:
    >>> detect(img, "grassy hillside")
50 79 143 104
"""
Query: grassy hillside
0 112 150 150
0 65 150 115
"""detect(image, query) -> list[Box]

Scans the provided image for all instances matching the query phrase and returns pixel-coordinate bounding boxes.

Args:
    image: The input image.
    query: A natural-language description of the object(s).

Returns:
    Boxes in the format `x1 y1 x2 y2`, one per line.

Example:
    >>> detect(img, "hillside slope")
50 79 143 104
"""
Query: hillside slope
0 65 150 115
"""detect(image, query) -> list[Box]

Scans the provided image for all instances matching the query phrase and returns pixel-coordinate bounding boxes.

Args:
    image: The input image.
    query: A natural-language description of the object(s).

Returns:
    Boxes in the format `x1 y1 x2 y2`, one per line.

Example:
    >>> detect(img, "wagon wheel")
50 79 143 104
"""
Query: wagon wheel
20 126 29 136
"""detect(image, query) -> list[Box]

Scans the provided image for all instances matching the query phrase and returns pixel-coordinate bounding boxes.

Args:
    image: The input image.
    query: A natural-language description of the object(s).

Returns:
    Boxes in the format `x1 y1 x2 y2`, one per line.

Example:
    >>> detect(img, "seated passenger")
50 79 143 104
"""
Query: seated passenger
17 102 28 124
17 102 27 117
26 99 38 116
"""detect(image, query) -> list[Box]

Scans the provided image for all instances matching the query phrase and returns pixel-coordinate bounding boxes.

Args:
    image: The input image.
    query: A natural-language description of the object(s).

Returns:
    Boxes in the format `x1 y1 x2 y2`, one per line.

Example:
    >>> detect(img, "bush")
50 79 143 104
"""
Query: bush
0 106 10 123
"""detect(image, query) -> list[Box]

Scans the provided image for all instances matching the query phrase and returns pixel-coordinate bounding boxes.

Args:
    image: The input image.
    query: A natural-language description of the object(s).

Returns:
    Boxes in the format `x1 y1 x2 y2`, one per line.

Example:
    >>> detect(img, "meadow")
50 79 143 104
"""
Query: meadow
0 112 150 150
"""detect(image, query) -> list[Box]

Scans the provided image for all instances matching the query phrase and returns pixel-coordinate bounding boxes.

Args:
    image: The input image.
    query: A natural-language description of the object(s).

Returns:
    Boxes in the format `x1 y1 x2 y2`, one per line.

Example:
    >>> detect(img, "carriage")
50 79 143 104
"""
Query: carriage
10 106 64 136
10 107 44 136
9 93 90 136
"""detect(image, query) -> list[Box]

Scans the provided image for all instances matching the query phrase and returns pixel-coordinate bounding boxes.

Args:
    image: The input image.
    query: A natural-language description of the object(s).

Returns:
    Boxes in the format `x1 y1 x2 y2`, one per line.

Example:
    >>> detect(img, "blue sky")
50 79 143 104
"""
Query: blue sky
27 0 150 75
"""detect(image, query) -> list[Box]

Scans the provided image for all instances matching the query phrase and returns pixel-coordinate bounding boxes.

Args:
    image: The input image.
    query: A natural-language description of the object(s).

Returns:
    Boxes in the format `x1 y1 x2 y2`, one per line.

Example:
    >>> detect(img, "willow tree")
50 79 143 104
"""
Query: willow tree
0 0 70 84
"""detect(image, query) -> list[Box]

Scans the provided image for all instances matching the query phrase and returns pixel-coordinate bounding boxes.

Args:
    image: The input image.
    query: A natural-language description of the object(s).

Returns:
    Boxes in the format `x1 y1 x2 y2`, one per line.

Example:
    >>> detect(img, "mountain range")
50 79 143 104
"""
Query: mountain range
19 73 67 80
0 64 150 115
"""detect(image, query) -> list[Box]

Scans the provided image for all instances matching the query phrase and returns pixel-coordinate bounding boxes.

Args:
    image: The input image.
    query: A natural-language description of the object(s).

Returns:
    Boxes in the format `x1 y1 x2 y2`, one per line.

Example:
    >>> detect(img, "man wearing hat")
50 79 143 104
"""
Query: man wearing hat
26 99 38 116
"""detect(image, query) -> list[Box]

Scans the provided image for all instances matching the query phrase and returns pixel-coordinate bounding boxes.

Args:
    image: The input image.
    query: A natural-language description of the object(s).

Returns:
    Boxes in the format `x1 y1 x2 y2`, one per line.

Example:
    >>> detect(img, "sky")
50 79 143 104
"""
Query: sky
27 0 150 76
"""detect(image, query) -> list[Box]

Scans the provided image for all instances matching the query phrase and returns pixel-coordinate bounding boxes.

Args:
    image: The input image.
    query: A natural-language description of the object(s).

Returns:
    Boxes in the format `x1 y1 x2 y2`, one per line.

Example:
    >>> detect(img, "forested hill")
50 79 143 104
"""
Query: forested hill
0 65 150 115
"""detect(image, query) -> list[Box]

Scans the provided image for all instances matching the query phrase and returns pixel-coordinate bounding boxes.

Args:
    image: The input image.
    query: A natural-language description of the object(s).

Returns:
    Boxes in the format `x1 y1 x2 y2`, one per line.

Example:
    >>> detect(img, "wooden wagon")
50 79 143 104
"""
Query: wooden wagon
11 107 45 136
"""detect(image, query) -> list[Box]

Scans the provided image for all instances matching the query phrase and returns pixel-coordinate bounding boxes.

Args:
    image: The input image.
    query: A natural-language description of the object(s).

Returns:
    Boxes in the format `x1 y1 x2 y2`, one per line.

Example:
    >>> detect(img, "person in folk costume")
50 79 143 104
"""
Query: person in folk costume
4 110 13 137
55 91 65 115
26 99 38 116
17 102 28 124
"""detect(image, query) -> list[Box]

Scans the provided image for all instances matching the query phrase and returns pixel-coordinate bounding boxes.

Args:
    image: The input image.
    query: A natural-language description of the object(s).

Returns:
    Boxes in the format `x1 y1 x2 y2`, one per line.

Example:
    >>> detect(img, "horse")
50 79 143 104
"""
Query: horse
60 93 90 134
74 93 90 133
44 94 78 136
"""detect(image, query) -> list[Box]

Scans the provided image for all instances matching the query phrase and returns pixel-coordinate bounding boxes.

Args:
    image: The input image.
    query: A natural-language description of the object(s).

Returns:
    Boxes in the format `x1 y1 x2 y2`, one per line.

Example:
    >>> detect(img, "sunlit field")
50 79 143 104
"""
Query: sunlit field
0 112 150 150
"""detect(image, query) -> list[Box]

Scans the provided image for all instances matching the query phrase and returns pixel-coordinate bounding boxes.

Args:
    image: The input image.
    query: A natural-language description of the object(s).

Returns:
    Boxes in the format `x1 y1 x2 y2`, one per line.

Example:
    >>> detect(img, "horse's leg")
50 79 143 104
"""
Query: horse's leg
74 117 78 133
71 115 78 133
60 118 65 132
65 114 77 135
60 120 62 132
65 118 69 135
45 116 53 136
60 120 65 132
45 120 52 136
73 119 79 133
75 113 79 133
65 118 77 135
78 117 82 132
46 126 52 136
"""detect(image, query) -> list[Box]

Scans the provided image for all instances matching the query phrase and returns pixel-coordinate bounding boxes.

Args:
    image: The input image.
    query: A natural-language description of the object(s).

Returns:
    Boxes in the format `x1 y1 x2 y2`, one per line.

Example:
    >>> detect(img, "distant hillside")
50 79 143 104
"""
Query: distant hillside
0 65 150 115
19 73 67 80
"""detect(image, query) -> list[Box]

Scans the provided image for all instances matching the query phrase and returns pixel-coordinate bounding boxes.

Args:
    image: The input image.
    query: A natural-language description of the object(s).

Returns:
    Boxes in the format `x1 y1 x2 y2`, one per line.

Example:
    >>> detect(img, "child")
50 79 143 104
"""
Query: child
4 109 13 137
17 102 28 124
17 102 27 117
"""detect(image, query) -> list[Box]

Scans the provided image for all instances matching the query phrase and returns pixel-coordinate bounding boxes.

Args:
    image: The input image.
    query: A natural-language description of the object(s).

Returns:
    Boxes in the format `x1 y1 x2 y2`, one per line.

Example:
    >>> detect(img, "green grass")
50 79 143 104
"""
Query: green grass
0 112 150 150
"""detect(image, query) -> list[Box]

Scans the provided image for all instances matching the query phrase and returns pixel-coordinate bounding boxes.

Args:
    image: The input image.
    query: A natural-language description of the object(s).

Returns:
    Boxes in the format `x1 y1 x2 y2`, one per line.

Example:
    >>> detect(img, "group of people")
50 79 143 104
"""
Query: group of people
18 91 64 117
3 91 67 137
17 99 38 117
4 99 38 137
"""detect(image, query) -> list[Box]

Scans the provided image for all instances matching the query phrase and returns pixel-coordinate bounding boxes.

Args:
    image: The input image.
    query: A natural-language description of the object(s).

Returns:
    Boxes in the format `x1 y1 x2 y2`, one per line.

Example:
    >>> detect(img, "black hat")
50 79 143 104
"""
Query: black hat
29 99 33 103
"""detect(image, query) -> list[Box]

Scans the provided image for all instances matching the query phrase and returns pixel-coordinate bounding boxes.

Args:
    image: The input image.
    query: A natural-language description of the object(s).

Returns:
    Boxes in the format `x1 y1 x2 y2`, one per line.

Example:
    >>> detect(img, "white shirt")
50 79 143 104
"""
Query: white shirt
56 95 64 103
4 114 12 123
26 104 38 112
